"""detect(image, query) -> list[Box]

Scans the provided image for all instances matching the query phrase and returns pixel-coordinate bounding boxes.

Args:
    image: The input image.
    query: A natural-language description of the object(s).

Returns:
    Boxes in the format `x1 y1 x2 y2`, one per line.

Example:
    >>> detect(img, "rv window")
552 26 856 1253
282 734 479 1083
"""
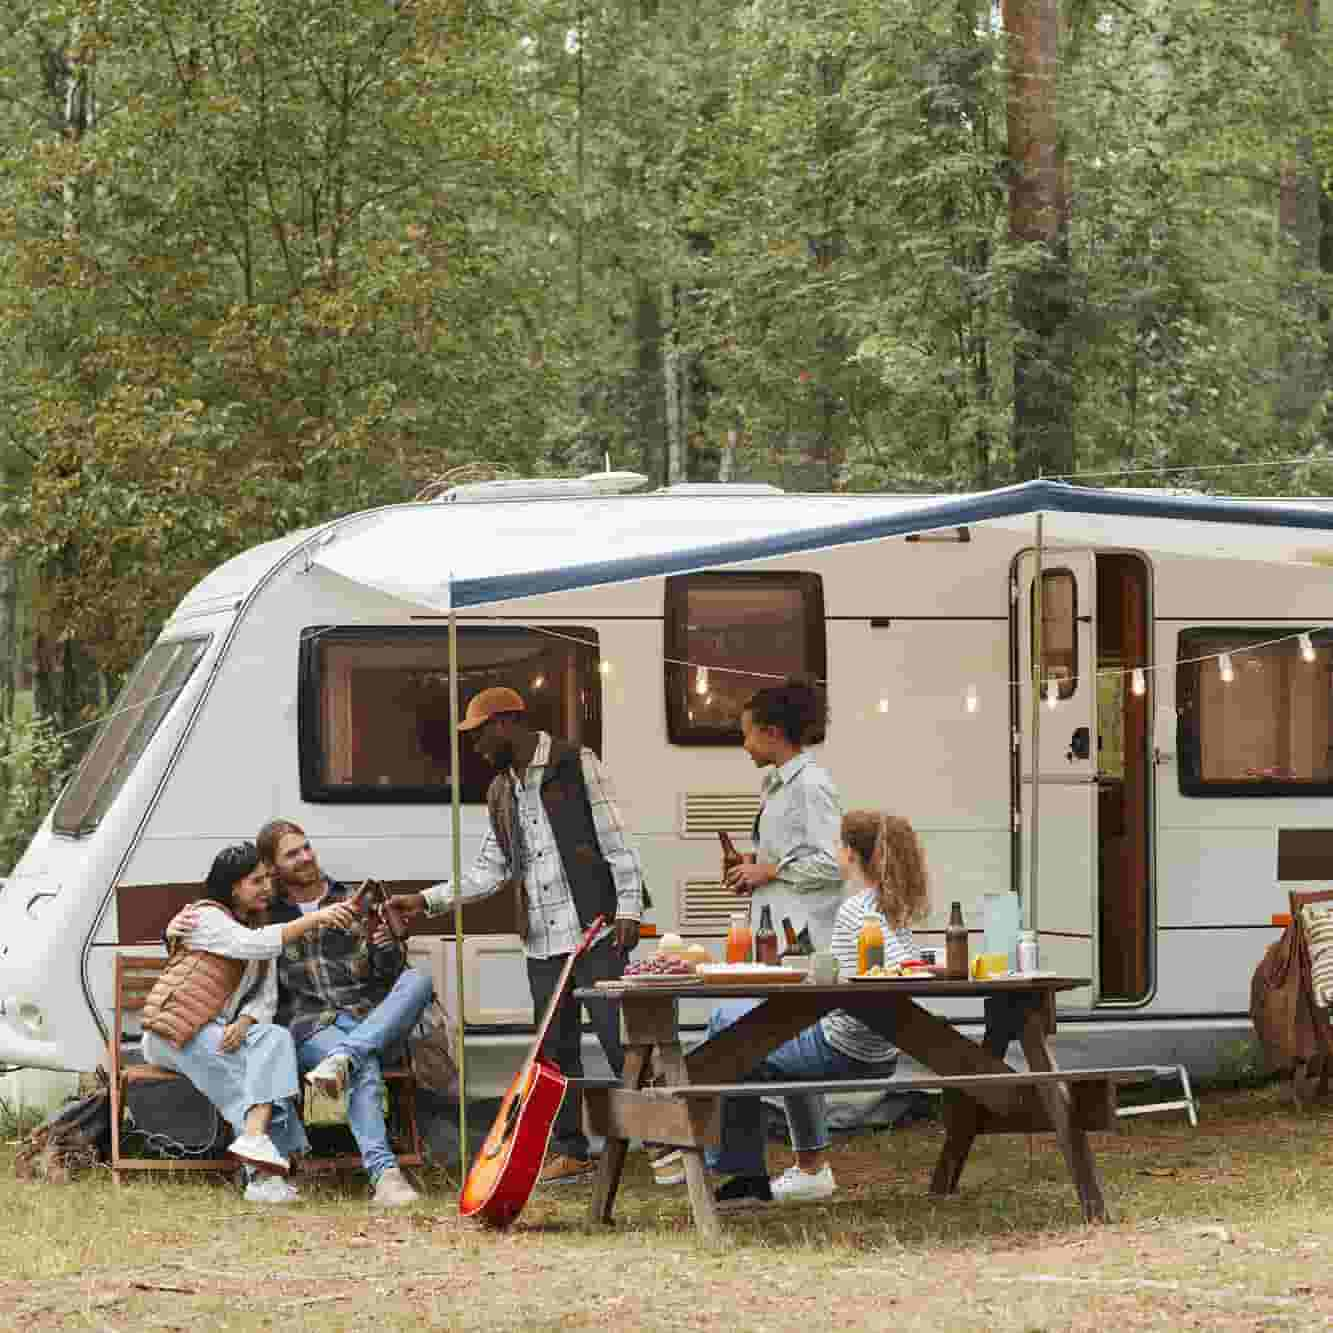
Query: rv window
1176 628 1333 796
52 636 211 836
1031 569 1077 699
300 626 602 803
664 572 826 745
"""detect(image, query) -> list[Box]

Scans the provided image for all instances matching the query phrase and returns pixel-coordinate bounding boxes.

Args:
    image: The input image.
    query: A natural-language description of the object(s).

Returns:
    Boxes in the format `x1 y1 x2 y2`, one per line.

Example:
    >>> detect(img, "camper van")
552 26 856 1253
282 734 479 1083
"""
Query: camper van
3 476 1333 1088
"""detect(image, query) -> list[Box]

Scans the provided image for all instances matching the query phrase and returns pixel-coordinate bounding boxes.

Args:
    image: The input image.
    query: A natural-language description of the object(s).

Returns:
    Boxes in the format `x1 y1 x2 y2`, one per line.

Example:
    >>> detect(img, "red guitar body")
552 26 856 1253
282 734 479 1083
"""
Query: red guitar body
459 917 606 1228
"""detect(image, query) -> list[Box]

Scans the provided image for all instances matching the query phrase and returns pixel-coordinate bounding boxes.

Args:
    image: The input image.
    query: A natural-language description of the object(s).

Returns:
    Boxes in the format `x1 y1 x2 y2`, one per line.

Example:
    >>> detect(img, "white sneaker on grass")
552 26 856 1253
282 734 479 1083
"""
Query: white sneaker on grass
372 1167 420 1207
651 1150 685 1186
769 1164 836 1203
227 1133 290 1174
244 1173 299 1204
305 1052 353 1098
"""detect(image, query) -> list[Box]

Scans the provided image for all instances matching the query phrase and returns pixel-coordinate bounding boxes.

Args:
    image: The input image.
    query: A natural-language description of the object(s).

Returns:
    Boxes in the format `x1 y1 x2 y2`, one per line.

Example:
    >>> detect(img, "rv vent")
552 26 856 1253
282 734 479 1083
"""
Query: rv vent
682 792 763 837
680 879 734 936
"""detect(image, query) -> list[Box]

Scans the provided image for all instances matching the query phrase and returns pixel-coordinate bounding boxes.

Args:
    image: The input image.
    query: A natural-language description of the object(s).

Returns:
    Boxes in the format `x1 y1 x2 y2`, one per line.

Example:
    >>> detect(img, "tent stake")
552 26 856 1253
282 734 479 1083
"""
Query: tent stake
449 610 467 1166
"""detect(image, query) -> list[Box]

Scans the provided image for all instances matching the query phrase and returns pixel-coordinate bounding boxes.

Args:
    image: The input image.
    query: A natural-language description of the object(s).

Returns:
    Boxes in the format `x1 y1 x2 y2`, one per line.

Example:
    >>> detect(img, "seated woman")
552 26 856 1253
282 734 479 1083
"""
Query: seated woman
141 842 358 1203
707 809 930 1209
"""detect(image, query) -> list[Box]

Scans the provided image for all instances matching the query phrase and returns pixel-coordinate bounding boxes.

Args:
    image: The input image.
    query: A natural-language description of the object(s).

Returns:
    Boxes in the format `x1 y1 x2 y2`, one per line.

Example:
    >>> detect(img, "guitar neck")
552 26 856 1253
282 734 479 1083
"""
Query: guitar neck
525 916 608 1065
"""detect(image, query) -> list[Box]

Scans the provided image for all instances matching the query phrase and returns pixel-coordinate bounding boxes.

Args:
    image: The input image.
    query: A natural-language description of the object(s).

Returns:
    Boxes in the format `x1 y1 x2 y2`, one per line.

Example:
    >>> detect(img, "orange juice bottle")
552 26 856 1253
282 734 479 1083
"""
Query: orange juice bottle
726 911 753 964
857 915 885 975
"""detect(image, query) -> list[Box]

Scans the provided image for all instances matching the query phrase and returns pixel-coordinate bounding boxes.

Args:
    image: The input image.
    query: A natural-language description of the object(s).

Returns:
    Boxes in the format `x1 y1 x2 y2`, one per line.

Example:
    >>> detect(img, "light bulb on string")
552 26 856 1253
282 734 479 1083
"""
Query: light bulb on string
1044 678 1058 710
599 660 612 677
532 674 545 690
1300 633 1316 663
1218 652 1234 684
877 696 889 715
695 666 709 696
964 684 980 715
1131 668 1146 697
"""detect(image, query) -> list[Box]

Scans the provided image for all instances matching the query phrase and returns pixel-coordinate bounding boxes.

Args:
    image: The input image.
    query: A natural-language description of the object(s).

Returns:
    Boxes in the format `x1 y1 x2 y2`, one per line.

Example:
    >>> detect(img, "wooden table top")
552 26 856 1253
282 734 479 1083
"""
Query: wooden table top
576 975 1090 1002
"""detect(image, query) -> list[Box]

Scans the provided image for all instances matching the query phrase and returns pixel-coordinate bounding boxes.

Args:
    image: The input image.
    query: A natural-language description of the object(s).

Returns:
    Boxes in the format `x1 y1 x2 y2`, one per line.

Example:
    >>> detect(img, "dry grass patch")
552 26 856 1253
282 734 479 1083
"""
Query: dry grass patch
1 1085 1332 1330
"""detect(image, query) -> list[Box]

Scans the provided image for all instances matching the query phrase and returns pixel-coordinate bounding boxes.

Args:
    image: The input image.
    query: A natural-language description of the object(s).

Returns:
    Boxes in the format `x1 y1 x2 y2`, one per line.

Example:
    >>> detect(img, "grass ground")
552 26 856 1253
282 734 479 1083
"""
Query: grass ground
2 1083 1331 1331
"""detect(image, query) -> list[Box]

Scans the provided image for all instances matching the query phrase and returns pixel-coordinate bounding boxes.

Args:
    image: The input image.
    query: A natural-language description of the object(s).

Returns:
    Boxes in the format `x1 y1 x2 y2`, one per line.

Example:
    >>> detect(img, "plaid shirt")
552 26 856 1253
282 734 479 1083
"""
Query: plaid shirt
270 877 403 1045
423 732 644 960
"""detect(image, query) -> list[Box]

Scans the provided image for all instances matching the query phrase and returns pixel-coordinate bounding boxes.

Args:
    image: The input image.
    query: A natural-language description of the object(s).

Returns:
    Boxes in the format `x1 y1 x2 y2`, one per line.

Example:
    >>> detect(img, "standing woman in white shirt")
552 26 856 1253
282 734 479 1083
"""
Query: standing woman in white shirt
724 676 843 950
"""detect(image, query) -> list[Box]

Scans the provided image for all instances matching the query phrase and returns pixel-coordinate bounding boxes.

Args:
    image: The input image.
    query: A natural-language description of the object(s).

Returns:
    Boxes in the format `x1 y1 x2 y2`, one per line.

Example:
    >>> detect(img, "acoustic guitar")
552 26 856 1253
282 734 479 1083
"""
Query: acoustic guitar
459 915 608 1228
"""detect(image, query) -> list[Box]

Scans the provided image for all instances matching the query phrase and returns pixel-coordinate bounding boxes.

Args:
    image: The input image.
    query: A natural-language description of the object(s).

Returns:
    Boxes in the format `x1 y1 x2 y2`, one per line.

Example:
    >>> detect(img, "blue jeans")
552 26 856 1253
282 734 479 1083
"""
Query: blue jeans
295 967 434 1182
143 1020 309 1162
701 999 895 1177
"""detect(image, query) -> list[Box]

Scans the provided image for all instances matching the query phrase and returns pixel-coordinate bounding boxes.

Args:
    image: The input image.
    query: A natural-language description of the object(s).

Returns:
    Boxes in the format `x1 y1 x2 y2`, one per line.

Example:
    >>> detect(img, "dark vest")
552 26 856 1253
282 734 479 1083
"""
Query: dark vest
487 740 618 935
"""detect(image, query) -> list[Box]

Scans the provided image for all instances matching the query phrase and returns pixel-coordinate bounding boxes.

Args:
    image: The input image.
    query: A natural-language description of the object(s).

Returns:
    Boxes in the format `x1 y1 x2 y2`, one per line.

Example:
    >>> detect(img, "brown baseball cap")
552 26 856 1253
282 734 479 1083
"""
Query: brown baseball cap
457 686 527 732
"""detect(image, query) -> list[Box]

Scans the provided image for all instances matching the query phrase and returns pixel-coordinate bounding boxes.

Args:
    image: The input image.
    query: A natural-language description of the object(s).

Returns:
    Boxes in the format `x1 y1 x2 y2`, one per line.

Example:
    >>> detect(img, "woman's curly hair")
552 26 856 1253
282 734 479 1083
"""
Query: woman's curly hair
840 810 930 928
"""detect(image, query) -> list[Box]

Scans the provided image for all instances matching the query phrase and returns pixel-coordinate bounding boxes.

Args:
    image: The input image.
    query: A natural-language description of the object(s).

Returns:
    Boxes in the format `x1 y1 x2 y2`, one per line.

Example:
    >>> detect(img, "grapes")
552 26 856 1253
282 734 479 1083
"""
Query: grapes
623 956 695 978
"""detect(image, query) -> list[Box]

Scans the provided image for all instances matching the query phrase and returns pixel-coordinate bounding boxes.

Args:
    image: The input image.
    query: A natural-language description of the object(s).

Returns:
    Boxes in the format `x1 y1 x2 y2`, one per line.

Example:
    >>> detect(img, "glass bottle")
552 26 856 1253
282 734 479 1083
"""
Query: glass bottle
779 916 800 958
945 901 969 979
725 910 753 964
754 905 780 966
719 830 743 878
857 914 885 974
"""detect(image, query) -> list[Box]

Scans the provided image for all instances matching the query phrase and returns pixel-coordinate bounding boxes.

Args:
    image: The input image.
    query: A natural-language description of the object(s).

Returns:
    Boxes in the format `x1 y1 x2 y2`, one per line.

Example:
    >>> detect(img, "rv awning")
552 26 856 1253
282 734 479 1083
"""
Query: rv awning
310 479 1333 612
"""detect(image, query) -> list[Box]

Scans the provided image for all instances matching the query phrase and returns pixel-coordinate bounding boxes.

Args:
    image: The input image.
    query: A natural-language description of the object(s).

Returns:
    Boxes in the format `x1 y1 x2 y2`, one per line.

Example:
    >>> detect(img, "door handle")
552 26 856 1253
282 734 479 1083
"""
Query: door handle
1066 726 1091 761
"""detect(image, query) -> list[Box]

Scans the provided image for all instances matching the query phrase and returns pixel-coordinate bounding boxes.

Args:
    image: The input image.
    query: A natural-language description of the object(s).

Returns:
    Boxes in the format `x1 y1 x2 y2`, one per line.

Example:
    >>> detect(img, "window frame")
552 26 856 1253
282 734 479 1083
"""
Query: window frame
298 624 602 804
52 634 212 837
1031 567 1078 701
663 570 827 747
1176 626 1333 798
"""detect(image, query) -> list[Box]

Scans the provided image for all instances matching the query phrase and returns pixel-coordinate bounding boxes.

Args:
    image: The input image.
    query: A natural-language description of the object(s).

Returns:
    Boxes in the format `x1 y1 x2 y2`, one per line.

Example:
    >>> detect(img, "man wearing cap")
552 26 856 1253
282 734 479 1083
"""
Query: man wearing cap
388 687 644 1185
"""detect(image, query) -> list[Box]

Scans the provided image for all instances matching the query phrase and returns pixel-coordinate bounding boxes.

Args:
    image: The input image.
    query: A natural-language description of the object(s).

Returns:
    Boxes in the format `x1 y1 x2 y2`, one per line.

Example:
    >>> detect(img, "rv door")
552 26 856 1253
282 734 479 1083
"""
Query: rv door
1015 551 1097 1008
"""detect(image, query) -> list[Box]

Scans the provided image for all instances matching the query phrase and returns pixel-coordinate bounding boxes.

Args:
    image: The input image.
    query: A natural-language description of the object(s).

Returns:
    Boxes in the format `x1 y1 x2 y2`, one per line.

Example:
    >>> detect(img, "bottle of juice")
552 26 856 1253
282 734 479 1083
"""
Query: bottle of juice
945 901 969 979
725 911 753 964
857 914 885 974
755 905 780 965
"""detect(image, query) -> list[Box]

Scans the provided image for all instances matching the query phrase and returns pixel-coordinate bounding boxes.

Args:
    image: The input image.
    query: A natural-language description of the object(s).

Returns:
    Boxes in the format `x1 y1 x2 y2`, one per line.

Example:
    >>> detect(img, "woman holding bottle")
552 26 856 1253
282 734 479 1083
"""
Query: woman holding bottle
706 810 930 1209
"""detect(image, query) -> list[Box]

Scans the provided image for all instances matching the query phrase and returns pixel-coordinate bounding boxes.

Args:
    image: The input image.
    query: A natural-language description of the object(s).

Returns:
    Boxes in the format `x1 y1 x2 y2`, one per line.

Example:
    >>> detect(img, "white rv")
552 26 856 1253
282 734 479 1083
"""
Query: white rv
3 476 1333 1088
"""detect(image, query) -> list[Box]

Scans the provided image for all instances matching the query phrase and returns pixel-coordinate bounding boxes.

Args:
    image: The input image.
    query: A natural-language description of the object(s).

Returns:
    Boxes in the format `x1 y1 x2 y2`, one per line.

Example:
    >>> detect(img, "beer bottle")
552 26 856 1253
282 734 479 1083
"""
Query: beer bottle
719 830 743 876
755 904 780 966
945 901 969 979
780 916 800 958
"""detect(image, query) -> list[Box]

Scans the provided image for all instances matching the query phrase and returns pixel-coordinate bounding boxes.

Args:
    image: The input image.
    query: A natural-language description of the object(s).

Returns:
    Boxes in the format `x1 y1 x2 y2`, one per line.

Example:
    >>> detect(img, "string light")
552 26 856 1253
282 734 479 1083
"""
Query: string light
964 684 979 714
598 660 612 676
877 697 889 714
1131 668 1146 697
1300 633 1316 663
695 666 709 695
531 674 545 690
1044 678 1058 710
1218 652 1234 683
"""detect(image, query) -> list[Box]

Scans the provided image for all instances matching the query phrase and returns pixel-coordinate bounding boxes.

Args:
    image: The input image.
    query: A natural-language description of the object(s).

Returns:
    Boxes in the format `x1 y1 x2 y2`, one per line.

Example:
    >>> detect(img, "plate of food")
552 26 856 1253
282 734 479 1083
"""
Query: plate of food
695 963 806 985
850 962 950 980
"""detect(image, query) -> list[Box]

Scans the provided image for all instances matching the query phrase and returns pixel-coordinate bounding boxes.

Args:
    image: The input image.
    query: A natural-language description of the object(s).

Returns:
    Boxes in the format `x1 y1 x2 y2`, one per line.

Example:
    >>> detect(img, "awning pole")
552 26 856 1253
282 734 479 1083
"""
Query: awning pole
1027 513 1044 933
449 609 467 1167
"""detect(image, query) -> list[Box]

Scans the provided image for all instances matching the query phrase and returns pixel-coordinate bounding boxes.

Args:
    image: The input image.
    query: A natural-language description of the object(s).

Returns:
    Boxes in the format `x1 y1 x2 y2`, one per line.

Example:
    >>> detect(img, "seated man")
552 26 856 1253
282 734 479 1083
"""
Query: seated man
258 819 434 1207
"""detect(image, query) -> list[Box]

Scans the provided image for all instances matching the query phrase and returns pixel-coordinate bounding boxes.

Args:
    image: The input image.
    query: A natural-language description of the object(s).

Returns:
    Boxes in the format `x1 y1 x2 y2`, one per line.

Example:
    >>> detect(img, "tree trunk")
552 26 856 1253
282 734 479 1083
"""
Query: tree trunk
0 559 15 727
1003 0 1073 479
663 283 684 484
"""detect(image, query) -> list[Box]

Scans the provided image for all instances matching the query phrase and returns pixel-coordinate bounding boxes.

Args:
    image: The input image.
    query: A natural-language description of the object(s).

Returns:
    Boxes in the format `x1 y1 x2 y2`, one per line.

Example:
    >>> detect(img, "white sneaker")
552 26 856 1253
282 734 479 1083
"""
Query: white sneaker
372 1166 420 1207
305 1052 353 1098
651 1150 685 1186
244 1173 298 1204
769 1164 837 1203
227 1133 290 1174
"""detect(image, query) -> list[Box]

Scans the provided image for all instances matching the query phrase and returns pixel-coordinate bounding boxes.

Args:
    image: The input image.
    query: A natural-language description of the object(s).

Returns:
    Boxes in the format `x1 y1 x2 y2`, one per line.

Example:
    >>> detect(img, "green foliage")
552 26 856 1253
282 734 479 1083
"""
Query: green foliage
0 711 68 874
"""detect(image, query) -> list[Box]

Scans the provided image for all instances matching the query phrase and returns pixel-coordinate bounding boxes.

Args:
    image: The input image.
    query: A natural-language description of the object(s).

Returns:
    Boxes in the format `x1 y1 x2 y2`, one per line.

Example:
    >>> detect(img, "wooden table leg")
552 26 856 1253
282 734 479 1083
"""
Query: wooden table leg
929 1091 979 1197
589 1045 650 1226
1018 1009 1108 1223
655 1039 722 1247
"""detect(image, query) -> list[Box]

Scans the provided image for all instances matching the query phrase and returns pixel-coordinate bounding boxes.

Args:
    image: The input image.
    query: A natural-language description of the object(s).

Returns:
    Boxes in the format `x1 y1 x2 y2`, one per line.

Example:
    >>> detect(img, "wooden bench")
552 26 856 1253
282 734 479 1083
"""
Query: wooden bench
109 953 422 1182
586 1066 1169 1144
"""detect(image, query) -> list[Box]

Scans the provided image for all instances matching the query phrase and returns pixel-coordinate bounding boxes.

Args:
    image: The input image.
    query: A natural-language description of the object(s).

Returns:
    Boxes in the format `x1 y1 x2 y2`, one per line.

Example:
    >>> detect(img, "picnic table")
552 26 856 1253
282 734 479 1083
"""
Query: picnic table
574 974 1139 1243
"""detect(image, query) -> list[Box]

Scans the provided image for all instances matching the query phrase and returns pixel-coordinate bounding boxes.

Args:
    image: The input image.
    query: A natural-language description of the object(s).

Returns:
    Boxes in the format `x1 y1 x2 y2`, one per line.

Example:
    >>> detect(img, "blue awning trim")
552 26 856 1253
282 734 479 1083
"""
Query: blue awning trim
449 480 1333 608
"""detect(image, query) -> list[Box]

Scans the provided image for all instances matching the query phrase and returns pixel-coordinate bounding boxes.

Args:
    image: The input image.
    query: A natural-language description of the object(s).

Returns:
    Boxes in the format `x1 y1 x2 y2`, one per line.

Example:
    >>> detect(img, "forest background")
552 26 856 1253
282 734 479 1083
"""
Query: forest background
0 0 1331 869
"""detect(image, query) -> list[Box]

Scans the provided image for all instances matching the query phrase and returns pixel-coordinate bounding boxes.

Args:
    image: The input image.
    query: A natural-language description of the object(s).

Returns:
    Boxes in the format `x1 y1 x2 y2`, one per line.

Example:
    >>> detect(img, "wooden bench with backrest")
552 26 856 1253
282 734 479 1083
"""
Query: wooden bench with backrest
109 953 423 1182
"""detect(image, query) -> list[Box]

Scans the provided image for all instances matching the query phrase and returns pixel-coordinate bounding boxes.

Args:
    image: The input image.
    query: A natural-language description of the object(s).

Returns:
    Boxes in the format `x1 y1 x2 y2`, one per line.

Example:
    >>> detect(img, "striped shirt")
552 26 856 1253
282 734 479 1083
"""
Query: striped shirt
423 732 644 960
820 890 917 1064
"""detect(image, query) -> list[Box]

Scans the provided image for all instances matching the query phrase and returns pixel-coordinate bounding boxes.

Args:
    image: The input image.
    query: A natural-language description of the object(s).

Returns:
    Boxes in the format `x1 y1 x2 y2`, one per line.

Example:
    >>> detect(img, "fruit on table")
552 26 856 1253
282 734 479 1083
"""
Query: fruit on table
624 956 696 977
657 932 686 953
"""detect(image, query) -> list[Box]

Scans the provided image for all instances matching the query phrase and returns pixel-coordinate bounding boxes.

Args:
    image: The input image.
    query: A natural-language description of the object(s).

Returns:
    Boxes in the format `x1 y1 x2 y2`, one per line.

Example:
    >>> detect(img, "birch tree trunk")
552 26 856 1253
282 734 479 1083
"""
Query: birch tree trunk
663 283 684 484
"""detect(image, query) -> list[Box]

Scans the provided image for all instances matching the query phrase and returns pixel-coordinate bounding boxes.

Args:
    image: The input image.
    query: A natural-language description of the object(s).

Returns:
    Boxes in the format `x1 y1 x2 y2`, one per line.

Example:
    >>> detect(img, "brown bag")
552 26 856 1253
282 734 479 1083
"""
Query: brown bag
410 998 460 1101
1249 898 1333 1078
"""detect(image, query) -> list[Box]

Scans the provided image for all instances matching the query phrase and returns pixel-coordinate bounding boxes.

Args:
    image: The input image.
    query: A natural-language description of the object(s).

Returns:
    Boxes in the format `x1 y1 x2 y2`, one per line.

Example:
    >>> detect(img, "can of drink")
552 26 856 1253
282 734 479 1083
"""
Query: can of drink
1017 930 1039 973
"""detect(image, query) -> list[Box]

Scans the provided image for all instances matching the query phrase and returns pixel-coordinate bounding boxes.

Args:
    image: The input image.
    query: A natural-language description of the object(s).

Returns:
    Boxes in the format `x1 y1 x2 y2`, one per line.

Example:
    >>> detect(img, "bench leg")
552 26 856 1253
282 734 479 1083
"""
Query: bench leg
929 1092 978 1197
1019 1011 1108 1223
654 1040 722 1247
590 1046 650 1225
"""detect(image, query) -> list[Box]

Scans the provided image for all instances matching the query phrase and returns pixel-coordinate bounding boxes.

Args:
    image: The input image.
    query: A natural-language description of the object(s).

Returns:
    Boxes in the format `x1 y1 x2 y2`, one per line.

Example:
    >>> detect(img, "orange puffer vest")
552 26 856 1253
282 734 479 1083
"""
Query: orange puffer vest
141 902 255 1049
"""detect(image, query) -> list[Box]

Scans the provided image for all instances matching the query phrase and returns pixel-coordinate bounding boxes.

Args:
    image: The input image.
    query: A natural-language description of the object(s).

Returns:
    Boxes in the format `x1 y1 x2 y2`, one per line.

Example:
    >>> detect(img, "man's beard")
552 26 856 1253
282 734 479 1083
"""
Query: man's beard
488 739 516 771
280 859 322 897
